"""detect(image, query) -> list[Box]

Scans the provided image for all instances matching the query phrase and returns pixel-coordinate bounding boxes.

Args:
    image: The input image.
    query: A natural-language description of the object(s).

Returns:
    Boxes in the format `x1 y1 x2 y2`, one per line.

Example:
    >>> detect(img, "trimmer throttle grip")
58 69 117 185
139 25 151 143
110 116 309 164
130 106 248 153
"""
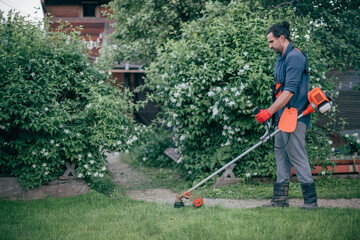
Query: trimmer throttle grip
253 107 260 115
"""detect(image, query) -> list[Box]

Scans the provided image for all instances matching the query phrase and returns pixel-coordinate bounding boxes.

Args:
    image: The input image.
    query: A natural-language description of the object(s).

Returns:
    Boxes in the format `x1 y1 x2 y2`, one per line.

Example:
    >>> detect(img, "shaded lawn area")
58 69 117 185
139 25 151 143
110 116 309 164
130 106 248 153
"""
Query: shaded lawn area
1 191 359 240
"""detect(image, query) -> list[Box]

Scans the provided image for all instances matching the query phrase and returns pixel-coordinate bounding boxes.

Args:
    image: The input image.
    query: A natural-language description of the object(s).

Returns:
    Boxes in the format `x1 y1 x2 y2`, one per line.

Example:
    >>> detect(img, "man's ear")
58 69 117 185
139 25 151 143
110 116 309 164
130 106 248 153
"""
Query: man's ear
280 35 286 42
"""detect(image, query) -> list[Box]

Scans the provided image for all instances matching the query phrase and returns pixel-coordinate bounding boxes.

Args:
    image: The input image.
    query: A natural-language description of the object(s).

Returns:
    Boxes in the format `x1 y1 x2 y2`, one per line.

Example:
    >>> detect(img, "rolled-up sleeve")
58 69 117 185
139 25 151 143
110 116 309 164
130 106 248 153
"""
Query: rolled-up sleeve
283 54 306 93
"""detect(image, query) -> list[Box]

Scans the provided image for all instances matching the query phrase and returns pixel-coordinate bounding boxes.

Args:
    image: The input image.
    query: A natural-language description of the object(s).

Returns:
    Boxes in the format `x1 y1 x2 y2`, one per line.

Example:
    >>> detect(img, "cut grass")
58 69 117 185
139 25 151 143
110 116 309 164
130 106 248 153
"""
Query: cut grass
0 191 359 240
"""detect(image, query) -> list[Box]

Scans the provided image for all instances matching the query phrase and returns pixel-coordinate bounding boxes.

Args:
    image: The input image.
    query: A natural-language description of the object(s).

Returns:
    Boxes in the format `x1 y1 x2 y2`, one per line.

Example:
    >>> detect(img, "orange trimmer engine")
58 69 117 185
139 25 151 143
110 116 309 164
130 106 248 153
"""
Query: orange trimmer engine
302 87 332 116
174 191 204 208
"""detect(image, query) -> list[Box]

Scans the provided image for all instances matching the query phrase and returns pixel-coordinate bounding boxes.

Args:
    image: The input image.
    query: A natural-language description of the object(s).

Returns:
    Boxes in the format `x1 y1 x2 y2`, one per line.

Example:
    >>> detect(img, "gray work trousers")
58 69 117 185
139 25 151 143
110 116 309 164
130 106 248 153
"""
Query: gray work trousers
274 122 314 184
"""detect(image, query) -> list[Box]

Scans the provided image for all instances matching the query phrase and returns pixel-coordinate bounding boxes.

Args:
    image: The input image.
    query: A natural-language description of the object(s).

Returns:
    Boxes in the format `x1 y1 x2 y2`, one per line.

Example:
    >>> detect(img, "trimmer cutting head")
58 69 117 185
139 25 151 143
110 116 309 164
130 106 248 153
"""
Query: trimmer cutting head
174 191 204 208
174 195 185 208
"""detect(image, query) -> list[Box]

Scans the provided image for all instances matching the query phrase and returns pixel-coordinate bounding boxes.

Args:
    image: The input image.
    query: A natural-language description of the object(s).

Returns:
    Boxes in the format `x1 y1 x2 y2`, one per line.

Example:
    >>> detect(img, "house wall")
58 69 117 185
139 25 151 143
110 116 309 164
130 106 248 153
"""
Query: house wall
46 5 81 17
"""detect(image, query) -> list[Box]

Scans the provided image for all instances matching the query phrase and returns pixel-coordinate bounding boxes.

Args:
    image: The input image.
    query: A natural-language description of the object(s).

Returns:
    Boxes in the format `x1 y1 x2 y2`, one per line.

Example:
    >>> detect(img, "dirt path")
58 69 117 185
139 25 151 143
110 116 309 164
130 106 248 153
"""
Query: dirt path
107 152 150 190
106 152 360 209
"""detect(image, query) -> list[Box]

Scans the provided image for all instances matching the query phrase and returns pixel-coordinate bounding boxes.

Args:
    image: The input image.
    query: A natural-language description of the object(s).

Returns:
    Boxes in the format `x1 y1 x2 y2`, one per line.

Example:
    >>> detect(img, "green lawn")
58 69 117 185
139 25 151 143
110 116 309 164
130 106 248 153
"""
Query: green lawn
1 190 359 240
1 154 359 239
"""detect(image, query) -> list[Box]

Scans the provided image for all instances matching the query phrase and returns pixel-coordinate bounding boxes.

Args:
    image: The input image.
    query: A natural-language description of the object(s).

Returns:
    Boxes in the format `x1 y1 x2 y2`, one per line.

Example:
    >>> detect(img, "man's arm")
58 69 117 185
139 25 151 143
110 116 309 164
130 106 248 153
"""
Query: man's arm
268 90 294 115
255 53 303 124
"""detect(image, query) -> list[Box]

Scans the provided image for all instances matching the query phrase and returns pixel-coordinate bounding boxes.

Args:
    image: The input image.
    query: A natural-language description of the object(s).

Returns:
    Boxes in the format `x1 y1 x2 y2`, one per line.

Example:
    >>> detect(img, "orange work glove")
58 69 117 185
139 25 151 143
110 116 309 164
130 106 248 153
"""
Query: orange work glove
255 109 272 124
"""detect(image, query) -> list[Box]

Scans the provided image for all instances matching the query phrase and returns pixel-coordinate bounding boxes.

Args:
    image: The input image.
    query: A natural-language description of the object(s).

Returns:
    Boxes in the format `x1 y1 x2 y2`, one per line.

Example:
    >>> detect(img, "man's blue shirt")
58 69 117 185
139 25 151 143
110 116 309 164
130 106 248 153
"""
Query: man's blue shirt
273 42 310 127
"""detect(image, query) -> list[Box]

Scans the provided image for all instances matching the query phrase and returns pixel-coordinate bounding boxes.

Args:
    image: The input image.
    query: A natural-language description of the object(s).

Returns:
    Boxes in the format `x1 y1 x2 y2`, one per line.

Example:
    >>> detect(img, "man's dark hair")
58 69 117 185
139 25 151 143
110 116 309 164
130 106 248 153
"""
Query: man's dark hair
267 21 291 40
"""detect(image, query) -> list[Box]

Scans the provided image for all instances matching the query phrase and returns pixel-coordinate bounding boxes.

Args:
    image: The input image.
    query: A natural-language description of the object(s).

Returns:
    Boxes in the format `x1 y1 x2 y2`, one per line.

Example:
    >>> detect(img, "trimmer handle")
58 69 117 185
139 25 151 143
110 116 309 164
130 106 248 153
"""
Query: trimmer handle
253 107 260 115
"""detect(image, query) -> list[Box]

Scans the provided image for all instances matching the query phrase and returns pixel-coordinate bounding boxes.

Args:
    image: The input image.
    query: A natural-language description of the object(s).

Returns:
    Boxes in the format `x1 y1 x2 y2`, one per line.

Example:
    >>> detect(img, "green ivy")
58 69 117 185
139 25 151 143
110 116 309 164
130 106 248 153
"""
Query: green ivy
144 1 336 181
0 12 140 189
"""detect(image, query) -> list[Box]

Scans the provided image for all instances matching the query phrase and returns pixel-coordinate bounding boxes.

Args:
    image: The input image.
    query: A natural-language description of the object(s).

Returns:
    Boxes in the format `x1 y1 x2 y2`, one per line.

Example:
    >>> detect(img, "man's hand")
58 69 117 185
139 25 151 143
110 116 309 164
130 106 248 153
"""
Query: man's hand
255 109 272 124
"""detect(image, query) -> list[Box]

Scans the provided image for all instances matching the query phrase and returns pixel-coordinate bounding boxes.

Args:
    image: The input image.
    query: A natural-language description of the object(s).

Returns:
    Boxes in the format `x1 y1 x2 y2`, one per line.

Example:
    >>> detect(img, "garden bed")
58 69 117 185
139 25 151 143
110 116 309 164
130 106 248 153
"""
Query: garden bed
291 155 360 176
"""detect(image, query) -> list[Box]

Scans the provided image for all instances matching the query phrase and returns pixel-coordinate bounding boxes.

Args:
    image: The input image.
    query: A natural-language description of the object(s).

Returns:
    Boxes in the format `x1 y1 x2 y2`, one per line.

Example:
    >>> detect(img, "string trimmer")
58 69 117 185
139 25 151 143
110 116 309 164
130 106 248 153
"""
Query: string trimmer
174 87 331 208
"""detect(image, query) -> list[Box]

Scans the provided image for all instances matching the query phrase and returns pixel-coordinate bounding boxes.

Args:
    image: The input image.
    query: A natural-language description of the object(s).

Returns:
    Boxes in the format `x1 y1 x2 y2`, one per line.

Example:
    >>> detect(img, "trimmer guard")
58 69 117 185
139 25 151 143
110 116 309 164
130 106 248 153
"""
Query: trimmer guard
183 191 204 208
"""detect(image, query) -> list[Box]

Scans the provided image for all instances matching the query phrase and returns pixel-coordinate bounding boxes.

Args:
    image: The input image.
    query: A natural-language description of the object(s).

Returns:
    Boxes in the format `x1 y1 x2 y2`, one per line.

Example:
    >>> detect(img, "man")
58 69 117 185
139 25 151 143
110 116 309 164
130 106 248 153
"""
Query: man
255 21 317 210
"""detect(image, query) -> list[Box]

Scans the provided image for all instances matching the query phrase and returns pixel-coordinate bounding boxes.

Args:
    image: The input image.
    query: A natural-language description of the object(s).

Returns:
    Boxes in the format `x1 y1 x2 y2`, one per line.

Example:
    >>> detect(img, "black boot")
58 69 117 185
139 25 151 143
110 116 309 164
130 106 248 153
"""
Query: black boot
301 182 318 210
263 182 289 207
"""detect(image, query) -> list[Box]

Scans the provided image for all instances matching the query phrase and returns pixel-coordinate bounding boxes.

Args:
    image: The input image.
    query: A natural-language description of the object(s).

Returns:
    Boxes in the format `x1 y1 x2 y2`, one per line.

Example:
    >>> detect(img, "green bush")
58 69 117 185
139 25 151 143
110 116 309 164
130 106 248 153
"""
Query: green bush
0 12 139 189
144 1 336 181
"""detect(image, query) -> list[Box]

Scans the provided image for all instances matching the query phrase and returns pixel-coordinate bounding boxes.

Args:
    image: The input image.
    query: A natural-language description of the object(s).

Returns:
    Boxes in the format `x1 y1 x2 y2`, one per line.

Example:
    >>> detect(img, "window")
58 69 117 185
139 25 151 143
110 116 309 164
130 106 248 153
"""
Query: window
83 3 97 17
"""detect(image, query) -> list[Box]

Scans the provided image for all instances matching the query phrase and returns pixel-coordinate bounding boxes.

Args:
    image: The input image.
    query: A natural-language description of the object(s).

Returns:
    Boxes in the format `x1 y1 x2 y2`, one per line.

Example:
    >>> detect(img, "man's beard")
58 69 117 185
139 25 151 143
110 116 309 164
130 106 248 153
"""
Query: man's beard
272 47 282 54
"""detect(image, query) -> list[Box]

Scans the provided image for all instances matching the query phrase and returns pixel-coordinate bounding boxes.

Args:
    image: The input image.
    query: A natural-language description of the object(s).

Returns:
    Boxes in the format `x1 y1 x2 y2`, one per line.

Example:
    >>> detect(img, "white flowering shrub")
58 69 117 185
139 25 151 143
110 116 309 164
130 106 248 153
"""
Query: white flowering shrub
144 1 336 180
0 12 139 189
